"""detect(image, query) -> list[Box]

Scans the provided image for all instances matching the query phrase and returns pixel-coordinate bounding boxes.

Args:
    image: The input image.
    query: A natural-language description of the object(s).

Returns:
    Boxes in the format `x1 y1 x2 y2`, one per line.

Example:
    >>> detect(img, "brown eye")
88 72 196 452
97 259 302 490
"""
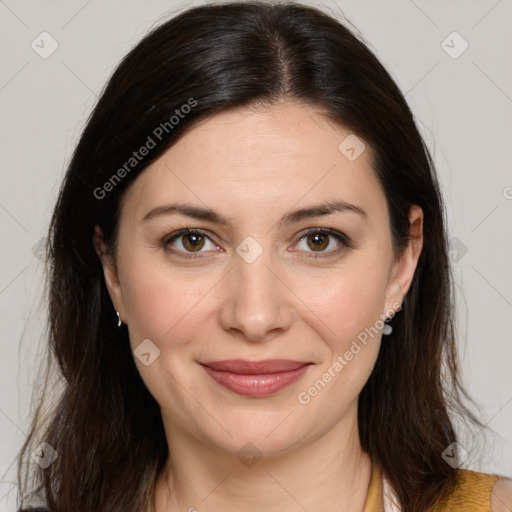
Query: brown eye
181 232 205 252
306 232 329 251
294 228 350 258
165 229 219 256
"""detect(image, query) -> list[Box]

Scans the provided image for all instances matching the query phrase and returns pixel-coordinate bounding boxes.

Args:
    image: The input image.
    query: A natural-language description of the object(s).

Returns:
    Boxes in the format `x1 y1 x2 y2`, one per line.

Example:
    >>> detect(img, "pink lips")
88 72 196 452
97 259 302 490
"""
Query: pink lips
200 359 311 397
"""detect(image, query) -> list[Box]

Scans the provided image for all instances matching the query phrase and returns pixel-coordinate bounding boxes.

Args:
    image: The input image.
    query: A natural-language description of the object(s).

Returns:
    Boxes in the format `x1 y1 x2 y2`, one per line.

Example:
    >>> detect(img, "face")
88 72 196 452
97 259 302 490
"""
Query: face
95 101 422 458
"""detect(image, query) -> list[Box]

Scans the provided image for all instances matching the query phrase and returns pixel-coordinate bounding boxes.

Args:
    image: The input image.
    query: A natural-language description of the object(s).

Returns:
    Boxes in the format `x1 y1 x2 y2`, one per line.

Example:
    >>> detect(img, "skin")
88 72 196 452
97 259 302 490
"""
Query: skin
491 479 512 512
94 100 423 512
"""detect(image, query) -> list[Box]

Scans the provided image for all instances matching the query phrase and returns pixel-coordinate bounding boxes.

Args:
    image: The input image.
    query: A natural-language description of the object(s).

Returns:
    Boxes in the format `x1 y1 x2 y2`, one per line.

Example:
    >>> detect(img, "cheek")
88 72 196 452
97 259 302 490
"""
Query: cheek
303 261 390 344
292 266 388 422
125 278 218 347
119 251 214 347
299 273 387 404
119 261 219 409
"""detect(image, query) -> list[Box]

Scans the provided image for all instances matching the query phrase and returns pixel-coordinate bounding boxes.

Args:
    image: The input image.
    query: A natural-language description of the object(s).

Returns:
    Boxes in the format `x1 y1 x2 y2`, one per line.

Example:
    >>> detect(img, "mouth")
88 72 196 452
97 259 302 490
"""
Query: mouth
199 359 313 397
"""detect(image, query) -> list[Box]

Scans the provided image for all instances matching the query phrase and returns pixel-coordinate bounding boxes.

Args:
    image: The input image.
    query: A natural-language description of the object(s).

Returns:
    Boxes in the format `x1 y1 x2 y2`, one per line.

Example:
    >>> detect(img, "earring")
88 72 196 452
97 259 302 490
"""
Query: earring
382 302 402 336
116 311 122 327
382 319 393 335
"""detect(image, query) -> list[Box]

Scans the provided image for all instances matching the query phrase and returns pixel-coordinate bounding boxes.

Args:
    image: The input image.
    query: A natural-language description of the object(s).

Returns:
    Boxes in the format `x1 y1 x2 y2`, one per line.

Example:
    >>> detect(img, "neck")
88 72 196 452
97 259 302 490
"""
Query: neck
154 405 372 512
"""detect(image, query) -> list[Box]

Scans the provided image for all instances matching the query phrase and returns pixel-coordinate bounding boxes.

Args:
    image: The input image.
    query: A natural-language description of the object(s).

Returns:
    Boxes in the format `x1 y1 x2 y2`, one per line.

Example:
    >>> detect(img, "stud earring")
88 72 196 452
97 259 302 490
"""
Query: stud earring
116 311 122 327
382 319 393 335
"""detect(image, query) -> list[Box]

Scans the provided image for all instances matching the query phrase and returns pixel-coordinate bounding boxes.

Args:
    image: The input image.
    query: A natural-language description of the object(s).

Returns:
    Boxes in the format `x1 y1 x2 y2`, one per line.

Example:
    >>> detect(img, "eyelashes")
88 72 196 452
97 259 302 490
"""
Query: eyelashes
162 227 351 260
164 228 220 257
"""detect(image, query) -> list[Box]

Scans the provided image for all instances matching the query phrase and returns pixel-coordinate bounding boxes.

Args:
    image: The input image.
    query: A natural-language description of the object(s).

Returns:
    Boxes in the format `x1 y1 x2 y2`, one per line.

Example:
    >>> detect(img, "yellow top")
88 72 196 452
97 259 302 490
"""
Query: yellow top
363 460 505 512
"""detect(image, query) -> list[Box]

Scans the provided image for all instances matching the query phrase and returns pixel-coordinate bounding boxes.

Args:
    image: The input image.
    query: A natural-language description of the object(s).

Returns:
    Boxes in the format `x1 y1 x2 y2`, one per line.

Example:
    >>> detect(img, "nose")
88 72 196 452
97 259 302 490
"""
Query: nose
218 244 293 343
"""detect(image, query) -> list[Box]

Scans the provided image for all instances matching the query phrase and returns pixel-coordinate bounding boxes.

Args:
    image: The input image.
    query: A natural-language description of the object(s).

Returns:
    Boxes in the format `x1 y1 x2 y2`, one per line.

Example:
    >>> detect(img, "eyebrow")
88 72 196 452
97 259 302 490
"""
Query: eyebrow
142 200 367 226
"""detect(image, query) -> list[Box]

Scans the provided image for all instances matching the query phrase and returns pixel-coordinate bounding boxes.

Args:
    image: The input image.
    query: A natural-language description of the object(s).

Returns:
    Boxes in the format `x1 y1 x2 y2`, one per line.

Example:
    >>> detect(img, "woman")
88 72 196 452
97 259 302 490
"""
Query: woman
16 2 511 511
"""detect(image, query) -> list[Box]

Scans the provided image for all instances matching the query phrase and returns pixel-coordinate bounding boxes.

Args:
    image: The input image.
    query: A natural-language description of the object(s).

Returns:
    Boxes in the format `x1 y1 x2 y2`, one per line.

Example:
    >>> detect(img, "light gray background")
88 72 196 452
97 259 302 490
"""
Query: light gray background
1 0 511 509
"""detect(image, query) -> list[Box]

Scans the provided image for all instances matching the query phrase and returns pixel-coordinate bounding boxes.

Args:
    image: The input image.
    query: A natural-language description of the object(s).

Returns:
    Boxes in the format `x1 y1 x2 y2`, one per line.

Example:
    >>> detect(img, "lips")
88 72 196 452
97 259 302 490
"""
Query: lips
200 359 312 397
201 359 309 374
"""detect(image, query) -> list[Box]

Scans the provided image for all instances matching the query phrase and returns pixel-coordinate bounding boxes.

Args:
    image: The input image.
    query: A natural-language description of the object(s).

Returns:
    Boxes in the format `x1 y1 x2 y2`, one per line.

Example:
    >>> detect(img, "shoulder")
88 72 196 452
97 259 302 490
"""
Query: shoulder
432 469 512 512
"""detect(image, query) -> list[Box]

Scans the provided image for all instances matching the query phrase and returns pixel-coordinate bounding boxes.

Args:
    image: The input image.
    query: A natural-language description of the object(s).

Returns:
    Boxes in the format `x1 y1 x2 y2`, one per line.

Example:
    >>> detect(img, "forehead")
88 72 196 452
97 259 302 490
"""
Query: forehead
120 101 386 225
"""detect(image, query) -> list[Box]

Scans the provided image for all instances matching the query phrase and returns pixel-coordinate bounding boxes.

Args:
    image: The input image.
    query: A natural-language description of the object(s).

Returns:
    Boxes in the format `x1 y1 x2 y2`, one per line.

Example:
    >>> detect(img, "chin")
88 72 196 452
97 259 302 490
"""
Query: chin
196 409 312 459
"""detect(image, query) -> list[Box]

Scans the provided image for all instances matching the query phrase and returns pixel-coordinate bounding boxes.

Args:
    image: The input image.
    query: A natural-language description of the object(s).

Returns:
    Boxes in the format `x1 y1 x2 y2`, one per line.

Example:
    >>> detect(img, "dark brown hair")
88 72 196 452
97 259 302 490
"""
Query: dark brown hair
16 2 482 511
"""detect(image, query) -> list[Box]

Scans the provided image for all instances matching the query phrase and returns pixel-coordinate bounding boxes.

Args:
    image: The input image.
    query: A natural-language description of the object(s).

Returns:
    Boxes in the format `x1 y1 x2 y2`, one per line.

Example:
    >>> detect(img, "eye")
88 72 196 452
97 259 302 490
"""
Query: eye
163 227 350 260
293 228 350 258
164 228 220 258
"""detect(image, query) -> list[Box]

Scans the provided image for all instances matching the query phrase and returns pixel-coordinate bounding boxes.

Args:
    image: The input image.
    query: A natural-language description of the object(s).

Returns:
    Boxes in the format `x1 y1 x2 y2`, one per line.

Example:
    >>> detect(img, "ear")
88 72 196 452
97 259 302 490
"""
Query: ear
93 225 126 322
384 204 424 315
